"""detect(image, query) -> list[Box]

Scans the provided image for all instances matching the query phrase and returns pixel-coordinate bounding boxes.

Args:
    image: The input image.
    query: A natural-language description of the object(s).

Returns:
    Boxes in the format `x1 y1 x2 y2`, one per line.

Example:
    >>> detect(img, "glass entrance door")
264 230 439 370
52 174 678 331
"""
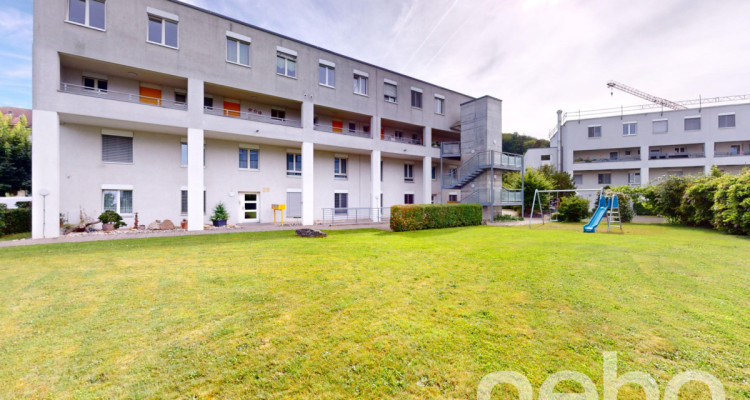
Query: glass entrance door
241 193 259 222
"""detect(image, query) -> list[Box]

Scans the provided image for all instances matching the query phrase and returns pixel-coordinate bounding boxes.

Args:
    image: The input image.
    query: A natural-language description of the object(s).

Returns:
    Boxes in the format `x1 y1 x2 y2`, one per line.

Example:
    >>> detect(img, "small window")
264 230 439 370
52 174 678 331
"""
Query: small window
226 37 251 66
380 161 383 182
276 52 297 78
68 0 105 30
180 141 188 166
239 148 259 170
334 157 348 179
103 189 132 214
174 91 186 104
319 64 335 87
204 97 214 110
448 194 458 202
730 144 742 155
102 134 133 163
404 194 415 204
404 163 414 182
271 109 286 121
148 15 178 48
348 122 356 133
628 172 641 184
624 150 631 156
622 122 637 136
83 76 107 92
411 89 423 109
588 126 602 138
434 97 445 115
598 173 611 185
610 152 618 161
354 74 368 95
718 114 735 128
541 154 551 161
653 119 668 134
181 190 206 214
334 192 348 213
431 166 436 180
574 174 583 185
684 117 701 131
448 167 458 179
384 83 397 102
287 152 302 176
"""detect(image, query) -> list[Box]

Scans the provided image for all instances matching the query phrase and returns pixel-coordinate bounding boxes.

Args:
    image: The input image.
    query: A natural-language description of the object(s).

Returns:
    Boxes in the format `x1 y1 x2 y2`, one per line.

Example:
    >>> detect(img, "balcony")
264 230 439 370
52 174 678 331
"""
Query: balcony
383 135 422 145
204 106 301 128
59 83 187 110
462 187 523 206
313 105 372 138
715 151 750 157
442 151 523 189
574 155 641 164
648 152 705 160
381 118 424 146
314 124 371 138
440 141 461 157
204 82 302 129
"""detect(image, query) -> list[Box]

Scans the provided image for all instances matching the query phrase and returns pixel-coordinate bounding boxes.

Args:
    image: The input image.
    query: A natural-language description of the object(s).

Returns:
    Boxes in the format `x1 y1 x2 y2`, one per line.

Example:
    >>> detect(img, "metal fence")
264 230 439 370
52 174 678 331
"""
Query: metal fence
321 207 390 225
314 124 371 138
60 83 188 110
382 135 423 145
203 106 301 127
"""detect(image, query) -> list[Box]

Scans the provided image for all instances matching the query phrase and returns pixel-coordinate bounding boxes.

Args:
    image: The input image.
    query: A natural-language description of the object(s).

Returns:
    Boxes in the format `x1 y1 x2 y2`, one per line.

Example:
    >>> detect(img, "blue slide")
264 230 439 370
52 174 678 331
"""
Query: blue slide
583 196 609 233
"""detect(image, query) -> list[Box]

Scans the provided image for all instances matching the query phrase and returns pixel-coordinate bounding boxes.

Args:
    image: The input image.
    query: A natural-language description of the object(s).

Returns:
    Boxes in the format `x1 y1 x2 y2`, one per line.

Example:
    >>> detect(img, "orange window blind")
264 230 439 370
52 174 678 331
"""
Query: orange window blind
332 120 343 133
224 101 241 117
139 87 162 105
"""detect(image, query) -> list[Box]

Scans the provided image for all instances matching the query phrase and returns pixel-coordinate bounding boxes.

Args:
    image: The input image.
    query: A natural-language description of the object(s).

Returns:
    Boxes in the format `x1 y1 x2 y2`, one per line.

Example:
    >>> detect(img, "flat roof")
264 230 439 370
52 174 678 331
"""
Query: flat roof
169 0 475 100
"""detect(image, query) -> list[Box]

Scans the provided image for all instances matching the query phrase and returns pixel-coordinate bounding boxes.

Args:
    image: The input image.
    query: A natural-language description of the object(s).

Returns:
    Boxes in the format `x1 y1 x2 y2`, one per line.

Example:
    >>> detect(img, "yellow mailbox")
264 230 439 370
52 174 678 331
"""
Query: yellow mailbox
272 204 286 225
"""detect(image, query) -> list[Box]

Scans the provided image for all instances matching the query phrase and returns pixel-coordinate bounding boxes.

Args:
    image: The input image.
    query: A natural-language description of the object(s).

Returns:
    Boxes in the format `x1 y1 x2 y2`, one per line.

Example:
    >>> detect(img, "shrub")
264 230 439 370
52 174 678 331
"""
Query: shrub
712 170 750 235
98 210 126 229
507 168 553 215
557 196 590 222
608 187 635 222
0 204 31 235
390 203 481 232
679 173 723 227
653 175 694 223
493 214 523 222
210 202 229 222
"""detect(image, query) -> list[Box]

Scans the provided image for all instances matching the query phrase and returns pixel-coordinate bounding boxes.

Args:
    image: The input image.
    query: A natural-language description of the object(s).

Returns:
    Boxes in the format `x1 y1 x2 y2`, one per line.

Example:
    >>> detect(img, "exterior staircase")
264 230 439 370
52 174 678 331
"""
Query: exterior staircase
441 150 524 206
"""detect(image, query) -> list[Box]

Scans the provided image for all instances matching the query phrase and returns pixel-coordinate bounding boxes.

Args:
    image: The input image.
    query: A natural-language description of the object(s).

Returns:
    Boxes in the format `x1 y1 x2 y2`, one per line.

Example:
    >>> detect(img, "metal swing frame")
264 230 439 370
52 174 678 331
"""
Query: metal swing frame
528 188 605 227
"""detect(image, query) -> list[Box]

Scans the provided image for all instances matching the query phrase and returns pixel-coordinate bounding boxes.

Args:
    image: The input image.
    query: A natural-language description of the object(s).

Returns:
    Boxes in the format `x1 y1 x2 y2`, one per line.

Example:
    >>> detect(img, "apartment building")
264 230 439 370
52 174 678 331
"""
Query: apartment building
32 0 523 238
525 101 750 188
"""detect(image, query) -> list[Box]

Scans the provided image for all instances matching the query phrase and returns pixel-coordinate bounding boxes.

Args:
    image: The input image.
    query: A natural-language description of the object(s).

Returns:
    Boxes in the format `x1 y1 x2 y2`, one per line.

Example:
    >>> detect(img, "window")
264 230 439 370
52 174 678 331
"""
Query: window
68 0 105 30
448 194 458 202
411 88 423 108
276 50 297 78
334 192 348 213
204 96 213 110
404 194 415 204
574 174 583 186
625 150 631 156
174 90 186 105
102 133 133 163
674 147 686 153
431 166 436 180
719 114 735 128
334 156 348 179
239 148 259 170
353 74 368 95
653 119 668 134
147 11 178 48
271 109 286 121
180 141 188 166
319 63 335 87
622 122 637 136
541 154 551 161
404 163 414 182
380 161 383 182
610 152 618 161
384 82 397 102
348 122 356 133
434 96 445 115
730 144 742 155
287 152 302 176
588 126 601 138
226 36 251 67
598 173 612 185
628 172 641 185
83 76 107 92
103 190 132 214
181 190 206 214
684 117 701 131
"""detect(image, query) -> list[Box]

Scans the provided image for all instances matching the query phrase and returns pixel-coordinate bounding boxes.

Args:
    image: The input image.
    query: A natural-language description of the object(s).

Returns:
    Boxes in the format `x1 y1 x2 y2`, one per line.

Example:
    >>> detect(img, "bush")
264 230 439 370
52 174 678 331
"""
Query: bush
390 203 481 232
0 204 31 235
608 187 635 222
712 170 750 235
507 168 553 215
679 174 722 227
653 175 694 223
210 202 229 222
557 196 590 222
98 210 126 229
493 214 523 222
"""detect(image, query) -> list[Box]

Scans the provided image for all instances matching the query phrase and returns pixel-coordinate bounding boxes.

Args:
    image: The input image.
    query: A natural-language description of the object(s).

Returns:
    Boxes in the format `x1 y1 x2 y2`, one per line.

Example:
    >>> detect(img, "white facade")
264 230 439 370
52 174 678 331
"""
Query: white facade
32 0 482 238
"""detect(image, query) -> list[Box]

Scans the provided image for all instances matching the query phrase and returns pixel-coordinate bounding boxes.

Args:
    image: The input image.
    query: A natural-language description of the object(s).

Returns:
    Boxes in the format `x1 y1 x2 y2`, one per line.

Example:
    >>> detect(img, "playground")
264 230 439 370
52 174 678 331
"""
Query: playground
529 188 623 233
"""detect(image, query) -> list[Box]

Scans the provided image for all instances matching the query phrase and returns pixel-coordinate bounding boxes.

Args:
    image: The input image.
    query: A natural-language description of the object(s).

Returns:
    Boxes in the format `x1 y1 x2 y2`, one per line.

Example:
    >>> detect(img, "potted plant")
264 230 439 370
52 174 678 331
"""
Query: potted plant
98 210 126 232
210 202 229 227
181 218 188 229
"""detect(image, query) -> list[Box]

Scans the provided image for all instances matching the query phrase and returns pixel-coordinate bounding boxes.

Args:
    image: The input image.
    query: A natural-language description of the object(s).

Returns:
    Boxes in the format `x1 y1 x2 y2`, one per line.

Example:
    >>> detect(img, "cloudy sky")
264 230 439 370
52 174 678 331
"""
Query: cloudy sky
2 0 749 138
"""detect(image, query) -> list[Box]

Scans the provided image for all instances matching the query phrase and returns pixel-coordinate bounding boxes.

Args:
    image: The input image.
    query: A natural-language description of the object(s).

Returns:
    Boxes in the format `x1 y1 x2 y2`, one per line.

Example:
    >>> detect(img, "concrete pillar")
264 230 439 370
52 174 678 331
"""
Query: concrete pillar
371 150 381 221
371 116 381 140
187 78 204 127
31 110 60 239
422 156 432 204
301 101 314 130
640 166 650 187
640 144 650 186
187 128 204 231
302 142 314 225
704 141 714 175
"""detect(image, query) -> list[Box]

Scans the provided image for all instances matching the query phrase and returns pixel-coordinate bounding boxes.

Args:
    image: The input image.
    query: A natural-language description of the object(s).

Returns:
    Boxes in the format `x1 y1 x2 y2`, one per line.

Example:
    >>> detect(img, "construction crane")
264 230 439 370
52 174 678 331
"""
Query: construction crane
607 80 687 110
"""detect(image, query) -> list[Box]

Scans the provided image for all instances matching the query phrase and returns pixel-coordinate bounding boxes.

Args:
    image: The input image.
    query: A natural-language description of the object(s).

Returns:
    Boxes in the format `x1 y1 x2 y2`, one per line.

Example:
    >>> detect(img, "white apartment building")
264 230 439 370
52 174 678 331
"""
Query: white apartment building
525 100 750 188
32 0 523 238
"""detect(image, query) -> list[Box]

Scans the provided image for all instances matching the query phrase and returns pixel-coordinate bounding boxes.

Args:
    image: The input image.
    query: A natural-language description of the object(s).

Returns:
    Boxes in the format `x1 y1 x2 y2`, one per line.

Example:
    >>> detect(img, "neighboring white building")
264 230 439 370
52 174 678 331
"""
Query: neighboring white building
32 0 522 238
525 100 750 188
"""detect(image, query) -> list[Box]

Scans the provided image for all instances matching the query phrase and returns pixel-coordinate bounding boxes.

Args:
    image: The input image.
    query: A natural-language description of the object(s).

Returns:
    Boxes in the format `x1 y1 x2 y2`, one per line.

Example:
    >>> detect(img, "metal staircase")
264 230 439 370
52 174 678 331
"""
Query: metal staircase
442 151 523 189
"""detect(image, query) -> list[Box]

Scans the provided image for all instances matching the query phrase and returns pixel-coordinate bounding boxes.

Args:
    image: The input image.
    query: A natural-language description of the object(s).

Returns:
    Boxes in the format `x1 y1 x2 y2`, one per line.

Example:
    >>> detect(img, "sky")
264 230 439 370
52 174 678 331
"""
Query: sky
2 0 750 138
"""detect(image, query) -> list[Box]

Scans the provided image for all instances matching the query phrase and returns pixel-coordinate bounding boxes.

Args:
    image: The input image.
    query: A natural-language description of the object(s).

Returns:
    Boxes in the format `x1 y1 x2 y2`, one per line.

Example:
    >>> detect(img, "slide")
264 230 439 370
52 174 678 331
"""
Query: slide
583 196 609 233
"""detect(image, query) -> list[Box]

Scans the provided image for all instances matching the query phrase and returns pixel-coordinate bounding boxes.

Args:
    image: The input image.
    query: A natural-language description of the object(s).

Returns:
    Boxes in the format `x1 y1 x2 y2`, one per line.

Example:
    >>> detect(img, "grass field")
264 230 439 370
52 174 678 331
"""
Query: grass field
0 223 747 399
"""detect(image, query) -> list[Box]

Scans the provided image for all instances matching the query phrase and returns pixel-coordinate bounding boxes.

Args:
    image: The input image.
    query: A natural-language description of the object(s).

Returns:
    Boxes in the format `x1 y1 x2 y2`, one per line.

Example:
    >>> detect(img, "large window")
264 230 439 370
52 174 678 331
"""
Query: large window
622 122 637 136
271 109 286 121
319 63 335 87
287 152 302 176
334 192 348 213
334 156 348 179
404 163 414 182
353 74 368 95
598 173 612 185
239 147 259 170
147 11 178 48
628 172 641 185
102 133 133 163
411 89 423 109
404 194 415 204
588 126 602 138
718 114 736 128
103 190 132 214
434 96 445 115
83 76 107 92
684 117 701 131
384 82 397 103
277 51 297 78
226 36 251 67
68 0 105 30
652 119 668 134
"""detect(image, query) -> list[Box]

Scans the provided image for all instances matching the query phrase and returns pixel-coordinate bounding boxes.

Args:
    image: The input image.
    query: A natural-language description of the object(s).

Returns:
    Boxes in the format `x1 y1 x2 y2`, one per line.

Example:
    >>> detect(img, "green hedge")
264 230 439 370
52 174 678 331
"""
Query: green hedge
0 203 31 235
390 203 482 232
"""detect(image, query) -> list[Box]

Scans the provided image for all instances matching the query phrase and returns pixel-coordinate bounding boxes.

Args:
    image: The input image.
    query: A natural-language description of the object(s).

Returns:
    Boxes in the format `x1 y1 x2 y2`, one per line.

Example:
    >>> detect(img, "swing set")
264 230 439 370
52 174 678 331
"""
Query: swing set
528 188 622 233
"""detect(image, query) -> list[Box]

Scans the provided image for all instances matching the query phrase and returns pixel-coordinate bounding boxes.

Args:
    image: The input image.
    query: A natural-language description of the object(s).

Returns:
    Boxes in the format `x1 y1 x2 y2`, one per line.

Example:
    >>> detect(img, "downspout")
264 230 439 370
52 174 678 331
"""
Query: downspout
556 110 563 172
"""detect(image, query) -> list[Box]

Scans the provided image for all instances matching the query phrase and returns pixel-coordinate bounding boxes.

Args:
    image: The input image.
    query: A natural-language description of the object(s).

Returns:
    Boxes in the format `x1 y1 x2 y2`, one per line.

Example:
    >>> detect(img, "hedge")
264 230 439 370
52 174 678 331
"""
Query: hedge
390 203 482 232
0 203 31 235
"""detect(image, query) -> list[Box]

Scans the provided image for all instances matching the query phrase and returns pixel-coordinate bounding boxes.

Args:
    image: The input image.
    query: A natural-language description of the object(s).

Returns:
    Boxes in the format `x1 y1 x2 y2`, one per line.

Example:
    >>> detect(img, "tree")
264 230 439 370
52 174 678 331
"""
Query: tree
507 168 553 215
538 165 576 192
502 132 550 155
0 114 31 196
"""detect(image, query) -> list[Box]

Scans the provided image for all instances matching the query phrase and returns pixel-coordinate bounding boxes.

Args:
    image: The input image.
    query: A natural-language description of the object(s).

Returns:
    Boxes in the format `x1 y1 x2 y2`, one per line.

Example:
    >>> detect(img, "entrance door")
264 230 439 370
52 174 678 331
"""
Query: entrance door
241 192 259 222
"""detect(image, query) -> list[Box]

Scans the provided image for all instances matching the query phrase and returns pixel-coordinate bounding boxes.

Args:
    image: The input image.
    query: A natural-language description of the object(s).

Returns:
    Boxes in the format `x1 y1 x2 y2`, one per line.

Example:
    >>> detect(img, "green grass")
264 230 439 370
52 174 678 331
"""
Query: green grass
0 224 747 399
0 232 30 241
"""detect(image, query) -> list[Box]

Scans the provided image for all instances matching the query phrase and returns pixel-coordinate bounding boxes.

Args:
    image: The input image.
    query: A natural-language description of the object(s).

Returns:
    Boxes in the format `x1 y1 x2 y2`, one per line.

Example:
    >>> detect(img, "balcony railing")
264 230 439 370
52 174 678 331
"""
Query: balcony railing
314 124 371 138
574 156 641 163
715 151 750 157
462 187 523 206
59 83 187 110
442 151 523 188
648 152 705 160
204 106 301 128
383 135 422 146
440 141 461 157
321 207 390 224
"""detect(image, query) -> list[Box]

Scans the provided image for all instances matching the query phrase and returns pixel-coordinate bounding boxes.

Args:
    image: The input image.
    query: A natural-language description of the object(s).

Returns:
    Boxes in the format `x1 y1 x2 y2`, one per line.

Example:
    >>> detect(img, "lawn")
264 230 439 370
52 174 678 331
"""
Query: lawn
0 224 747 399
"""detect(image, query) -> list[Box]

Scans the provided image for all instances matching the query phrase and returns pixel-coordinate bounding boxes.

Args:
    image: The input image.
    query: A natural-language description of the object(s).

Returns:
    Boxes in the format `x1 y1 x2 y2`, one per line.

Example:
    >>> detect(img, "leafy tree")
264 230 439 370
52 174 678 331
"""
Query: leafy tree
507 168 553 215
502 132 549 155
538 164 576 193
0 114 31 196
652 175 694 223
557 196 590 222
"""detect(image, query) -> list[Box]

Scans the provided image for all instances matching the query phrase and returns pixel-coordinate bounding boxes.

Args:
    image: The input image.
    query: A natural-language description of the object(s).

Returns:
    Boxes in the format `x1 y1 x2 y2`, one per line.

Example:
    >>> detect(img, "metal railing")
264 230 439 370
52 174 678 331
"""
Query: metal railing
204 106 301 127
715 151 749 157
59 82 188 110
440 141 461 157
382 135 423 145
462 187 522 205
314 124 371 138
573 156 641 163
648 152 705 160
442 150 523 188
321 207 390 224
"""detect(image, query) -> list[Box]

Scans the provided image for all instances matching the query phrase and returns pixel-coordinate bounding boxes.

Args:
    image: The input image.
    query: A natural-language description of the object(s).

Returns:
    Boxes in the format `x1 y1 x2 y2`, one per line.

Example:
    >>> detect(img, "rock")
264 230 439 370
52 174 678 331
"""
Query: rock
159 219 176 230
204 224 213 229
147 220 162 230
295 228 327 238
